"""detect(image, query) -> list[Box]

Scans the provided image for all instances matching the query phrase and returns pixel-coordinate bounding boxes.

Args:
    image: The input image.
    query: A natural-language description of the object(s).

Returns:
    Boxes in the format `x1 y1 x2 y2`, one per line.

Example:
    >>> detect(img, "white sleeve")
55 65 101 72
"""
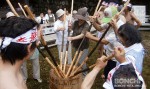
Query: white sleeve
103 81 114 89
44 14 49 20
125 55 136 66
53 22 59 32
117 19 124 28
105 32 116 43
101 23 109 30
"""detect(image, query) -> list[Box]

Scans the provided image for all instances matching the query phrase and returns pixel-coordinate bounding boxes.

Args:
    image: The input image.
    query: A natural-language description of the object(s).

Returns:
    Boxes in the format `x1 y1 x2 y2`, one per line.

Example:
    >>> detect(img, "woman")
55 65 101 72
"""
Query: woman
0 17 39 89
117 23 145 73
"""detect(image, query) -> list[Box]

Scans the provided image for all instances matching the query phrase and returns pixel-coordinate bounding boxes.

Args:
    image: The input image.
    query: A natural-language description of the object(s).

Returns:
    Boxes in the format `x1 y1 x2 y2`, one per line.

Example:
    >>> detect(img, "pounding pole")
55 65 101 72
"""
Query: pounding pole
37 47 62 78
70 54 114 77
66 0 102 77
18 3 27 17
71 0 131 76
24 5 35 20
24 5 65 77
6 0 19 17
94 0 102 16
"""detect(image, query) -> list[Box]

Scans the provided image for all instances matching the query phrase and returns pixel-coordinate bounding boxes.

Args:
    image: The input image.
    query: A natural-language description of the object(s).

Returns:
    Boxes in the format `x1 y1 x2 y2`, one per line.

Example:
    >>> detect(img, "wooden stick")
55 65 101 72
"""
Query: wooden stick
60 8 66 70
37 47 62 78
72 0 131 76
97 6 102 14
23 5 65 77
18 3 27 17
71 51 83 74
65 51 78 77
71 54 114 77
72 25 111 76
94 0 102 16
24 5 35 20
70 0 74 22
6 0 19 17
63 8 68 73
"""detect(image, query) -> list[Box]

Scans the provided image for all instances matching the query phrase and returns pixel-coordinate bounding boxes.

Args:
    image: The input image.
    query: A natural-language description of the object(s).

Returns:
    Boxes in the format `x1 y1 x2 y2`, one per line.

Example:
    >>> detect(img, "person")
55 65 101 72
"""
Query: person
67 7 90 73
53 9 72 64
45 9 55 23
122 3 142 28
111 22 145 74
0 17 40 89
81 47 146 89
90 6 125 79
21 48 42 83
6 11 15 18
36 13 46 24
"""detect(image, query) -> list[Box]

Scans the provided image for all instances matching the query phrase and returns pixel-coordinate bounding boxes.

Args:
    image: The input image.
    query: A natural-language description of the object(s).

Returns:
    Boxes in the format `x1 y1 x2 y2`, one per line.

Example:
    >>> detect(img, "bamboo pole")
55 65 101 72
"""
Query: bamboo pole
70 54 114 77
6 0 19 17
24 5 35 20
66 0 102 77
37 47 62 78
69 0 74 22
94 0 102 16
60 8 66 70
71 25 111 76
71 0 130 76
18 3 27 17
71 51 83 73
24 5 65 77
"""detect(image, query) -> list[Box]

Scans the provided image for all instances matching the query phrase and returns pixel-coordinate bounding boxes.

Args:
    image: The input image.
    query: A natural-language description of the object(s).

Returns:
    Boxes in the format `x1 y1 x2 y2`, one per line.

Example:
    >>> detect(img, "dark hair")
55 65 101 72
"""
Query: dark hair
112 63 142 89
118 23 142 47
0 17 38 65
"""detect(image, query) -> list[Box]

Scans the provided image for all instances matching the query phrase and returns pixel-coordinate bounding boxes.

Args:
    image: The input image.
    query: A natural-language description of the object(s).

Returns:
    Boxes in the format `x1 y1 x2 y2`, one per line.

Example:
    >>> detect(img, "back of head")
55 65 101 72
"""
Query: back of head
112 63 143 89
0 17 38 65
118 23 142 47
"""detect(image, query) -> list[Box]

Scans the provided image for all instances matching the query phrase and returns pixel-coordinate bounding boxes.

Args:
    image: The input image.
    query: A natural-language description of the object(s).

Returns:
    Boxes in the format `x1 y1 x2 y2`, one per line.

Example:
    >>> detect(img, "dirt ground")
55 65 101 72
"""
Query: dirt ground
26 31 150 89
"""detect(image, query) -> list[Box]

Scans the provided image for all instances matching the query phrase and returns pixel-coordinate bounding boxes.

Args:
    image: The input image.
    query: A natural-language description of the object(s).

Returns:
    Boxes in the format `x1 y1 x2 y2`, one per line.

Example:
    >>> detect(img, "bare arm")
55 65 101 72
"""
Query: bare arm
130 12 142 28
81 56 107 89
68 33 84 41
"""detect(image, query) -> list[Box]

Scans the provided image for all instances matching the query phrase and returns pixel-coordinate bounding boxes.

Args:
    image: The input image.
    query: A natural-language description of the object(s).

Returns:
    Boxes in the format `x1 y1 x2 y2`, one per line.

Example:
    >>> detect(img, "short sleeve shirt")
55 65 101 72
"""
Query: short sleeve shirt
72 21 90 50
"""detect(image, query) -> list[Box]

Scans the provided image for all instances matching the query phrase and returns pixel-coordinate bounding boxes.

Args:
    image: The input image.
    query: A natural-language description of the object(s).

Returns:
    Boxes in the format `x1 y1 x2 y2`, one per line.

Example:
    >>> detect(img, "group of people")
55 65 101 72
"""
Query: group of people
0 0 147 89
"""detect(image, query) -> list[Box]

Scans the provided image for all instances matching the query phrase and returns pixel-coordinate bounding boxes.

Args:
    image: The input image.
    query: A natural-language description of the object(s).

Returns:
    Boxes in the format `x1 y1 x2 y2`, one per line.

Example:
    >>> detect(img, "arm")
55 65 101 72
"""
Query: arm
68 33 84 41
81 56 107 89
130 12 142 28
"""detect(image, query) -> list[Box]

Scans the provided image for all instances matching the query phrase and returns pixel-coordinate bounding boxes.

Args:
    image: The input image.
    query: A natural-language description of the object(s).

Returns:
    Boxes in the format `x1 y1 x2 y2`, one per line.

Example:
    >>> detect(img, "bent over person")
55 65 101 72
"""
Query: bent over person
0 17 39 89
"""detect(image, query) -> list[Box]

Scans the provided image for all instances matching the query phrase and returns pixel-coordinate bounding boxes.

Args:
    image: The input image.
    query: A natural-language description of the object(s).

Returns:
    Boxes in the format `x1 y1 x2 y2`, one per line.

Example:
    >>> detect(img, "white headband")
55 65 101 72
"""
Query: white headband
0 27 38 49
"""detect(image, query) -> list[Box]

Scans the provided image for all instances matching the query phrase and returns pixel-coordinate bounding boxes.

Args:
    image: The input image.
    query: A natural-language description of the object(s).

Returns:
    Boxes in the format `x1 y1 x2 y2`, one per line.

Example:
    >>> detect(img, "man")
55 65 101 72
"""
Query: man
21 48 42 83
0 17 40 89
53 9 72 64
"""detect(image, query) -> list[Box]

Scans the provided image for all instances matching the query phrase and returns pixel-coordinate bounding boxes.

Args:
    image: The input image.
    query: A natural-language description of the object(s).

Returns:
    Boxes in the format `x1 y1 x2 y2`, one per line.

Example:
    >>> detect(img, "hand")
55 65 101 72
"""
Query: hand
58 27 65 31
110 19 117 29
95 55 108 70
67 37 73 41
114 47 126 63
89 16 96 23
68 22 72 29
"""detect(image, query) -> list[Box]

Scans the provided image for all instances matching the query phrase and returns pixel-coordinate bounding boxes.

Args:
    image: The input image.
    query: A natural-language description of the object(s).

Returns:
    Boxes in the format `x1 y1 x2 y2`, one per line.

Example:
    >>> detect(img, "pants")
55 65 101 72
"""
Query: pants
57 44 72 64
75 48 88 71
21 57 41 80
104 60 116 79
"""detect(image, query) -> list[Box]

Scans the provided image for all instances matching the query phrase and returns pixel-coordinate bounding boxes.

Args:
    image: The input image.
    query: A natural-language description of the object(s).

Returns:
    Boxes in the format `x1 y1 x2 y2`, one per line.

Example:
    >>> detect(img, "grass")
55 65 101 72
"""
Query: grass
26 31 150 89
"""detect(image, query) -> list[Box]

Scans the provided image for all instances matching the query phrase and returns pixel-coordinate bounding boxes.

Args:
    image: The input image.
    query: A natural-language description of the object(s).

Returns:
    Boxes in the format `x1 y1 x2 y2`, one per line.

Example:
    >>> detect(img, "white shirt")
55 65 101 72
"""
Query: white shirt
36 16 46 24
101 19 124 60
45 14 55 22
103 61 146 89
53 20 69 45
